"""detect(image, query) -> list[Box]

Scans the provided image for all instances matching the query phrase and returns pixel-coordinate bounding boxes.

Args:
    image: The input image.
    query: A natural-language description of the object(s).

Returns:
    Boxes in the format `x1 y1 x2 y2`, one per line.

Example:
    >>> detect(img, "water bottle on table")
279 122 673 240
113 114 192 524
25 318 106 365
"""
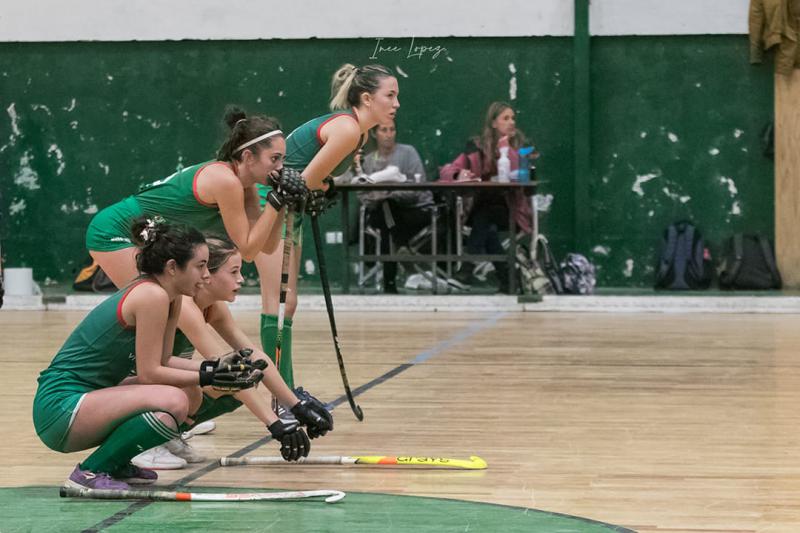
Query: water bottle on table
517 146 535 183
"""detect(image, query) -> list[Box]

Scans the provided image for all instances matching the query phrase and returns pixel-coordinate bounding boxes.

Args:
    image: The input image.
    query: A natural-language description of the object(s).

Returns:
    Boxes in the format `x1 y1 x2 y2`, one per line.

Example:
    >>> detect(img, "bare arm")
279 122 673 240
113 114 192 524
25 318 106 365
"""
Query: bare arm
302 117 362 189
176 297 230 357
125 284 203 387
261 213 284 255
202 167 282 261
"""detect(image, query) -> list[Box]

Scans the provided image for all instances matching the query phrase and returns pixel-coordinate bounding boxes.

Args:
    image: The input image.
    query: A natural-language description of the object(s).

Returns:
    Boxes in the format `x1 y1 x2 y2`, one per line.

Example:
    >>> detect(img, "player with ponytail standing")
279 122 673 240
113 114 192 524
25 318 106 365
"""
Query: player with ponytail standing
255 64 400 389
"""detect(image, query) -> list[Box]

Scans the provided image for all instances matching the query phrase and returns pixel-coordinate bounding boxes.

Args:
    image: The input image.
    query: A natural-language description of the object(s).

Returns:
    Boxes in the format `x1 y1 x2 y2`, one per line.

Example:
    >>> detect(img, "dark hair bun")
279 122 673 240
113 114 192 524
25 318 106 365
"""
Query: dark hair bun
223 105 247 130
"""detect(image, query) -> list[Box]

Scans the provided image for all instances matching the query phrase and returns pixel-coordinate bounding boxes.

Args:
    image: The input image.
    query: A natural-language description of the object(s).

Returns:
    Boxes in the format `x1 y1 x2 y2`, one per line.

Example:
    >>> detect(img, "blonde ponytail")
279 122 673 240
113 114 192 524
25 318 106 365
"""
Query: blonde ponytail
328 63 393 111
329 64 358 111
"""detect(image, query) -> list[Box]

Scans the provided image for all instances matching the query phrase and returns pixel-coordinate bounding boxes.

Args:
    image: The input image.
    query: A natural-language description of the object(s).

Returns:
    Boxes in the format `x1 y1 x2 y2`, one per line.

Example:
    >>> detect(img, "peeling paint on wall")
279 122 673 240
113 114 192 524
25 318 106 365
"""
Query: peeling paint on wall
6 102 21 142
719 176 738 196
623 259 634 278
14 151 40 190
508 63 517 101
9 198 26 215
32 104 52 115
632 171 659 196
593 245 610 256
48 144 65 175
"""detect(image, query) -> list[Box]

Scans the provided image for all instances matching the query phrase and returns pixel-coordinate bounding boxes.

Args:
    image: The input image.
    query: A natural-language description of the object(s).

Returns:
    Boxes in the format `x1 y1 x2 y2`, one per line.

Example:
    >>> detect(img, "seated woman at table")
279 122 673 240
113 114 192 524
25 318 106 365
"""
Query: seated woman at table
355 119 436 293
438 101 535 294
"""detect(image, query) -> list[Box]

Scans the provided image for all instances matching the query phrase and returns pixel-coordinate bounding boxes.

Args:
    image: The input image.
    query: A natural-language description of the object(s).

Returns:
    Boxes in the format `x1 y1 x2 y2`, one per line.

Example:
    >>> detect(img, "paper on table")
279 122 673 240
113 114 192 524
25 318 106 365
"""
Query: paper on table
355 165 407 184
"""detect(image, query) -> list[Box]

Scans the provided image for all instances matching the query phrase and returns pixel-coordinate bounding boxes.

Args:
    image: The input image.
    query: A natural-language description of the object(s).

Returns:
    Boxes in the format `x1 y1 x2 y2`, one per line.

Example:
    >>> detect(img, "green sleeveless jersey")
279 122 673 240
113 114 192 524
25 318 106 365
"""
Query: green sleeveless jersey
284 111 364 176
134 161 228 235
36 280 153 394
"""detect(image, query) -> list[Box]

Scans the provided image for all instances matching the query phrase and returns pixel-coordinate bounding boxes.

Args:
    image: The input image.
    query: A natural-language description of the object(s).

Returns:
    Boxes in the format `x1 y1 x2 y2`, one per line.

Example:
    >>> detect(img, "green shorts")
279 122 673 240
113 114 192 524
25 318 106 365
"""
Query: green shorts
85 196 144 252
257 184 303 246
33 384 88 452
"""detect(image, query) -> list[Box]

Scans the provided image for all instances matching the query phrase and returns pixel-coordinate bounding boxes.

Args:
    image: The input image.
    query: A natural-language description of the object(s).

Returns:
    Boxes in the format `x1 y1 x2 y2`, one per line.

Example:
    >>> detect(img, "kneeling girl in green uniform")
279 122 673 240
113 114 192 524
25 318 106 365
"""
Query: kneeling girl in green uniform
134 236 332 468
33 218 262 490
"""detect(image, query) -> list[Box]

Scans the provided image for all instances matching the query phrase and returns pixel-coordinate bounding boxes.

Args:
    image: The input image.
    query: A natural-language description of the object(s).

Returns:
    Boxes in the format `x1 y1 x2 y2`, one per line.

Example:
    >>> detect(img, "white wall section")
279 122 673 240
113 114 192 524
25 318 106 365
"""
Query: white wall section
590 0 749 36
0 0 748 42
0 0 573 41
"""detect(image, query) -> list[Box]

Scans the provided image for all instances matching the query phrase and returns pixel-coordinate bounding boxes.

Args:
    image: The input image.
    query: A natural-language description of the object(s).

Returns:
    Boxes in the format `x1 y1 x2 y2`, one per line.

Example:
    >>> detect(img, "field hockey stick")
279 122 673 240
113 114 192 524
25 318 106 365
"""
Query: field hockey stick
272 207 294 415
60 486 345 503
310 214 364 421
220 455 487 470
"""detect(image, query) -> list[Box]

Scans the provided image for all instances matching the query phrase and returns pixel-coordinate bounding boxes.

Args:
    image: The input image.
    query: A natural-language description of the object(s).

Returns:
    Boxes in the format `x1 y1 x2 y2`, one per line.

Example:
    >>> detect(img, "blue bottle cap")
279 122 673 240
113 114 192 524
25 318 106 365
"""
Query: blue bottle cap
518 146 534 156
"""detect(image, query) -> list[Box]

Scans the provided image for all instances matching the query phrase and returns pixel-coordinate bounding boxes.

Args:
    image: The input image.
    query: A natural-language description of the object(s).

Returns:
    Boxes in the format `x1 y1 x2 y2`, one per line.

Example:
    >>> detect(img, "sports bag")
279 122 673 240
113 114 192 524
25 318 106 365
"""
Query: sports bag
655 221 711 290
718 234 781 290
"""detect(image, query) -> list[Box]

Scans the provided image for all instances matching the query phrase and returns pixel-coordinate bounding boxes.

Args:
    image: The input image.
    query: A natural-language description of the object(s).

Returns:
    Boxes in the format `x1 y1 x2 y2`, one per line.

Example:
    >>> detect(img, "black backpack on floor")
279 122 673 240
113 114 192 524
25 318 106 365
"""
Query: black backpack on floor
655 221 712 290
718 234 781 290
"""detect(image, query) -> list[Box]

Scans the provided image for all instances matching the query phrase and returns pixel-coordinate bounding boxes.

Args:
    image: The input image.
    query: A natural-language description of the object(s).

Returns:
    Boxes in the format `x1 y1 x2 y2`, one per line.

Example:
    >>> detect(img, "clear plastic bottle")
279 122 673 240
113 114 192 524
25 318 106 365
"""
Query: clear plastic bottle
497 146 511 183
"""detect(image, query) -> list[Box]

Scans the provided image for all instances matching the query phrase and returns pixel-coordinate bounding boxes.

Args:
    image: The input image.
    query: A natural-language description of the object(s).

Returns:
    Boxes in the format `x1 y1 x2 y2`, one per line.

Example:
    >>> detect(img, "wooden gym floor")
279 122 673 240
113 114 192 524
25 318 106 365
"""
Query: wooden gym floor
2 308 799 532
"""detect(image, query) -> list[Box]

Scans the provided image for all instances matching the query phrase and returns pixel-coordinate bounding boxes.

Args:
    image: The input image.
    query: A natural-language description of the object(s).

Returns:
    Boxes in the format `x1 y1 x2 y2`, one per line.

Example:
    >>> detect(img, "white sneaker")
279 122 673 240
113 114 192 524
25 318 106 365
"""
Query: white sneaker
181 420 216 440
132 445 187 470
165 438 206 463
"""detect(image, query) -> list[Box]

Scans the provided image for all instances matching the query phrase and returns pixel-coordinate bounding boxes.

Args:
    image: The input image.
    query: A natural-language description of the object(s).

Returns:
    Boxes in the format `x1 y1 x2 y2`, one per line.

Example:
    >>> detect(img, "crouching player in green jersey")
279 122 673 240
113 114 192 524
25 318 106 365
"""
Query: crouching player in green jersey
32 218 265 490
133 235 333 469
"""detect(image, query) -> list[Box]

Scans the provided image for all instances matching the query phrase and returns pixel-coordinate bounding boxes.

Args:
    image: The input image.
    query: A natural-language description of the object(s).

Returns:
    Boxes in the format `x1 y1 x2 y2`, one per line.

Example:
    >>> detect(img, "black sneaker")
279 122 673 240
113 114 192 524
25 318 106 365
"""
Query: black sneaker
453 268 474 287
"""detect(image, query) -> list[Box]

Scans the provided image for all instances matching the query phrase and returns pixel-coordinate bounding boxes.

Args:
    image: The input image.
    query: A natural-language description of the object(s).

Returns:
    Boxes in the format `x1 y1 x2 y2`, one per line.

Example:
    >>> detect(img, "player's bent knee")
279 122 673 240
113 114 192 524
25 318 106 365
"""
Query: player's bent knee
158 387 190 422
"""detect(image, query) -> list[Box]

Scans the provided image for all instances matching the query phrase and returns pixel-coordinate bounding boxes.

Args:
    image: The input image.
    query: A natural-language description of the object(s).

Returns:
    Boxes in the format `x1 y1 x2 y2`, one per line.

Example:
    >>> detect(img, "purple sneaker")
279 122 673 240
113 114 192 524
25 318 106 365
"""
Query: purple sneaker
64 464 130 490
114 463 158 485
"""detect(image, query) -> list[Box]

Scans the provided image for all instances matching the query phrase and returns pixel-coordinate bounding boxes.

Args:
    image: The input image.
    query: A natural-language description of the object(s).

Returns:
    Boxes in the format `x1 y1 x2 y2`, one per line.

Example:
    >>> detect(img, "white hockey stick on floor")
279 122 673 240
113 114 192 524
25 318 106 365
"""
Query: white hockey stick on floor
60 486 345 503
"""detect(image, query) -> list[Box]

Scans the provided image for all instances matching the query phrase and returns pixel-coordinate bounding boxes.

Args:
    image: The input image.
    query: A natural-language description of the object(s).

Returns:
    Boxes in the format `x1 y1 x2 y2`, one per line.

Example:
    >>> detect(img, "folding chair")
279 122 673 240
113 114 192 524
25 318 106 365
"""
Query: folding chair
357 204 382 291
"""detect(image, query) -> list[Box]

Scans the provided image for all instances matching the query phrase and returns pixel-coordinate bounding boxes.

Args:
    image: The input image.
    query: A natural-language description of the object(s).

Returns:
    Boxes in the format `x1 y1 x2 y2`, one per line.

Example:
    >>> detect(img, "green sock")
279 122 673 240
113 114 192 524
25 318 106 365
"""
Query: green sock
190 394 242 426
81 411 179 474
260 313 294 388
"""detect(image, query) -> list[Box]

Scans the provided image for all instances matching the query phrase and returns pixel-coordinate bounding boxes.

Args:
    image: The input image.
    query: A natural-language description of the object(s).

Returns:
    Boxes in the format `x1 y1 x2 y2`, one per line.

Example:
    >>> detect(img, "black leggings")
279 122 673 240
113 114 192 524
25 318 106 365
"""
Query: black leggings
465 201 508 278
366 204 435 288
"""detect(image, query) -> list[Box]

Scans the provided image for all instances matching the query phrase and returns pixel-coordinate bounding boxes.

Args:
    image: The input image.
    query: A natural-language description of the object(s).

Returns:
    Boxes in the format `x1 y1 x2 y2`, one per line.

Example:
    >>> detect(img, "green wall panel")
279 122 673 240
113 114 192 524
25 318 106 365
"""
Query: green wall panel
0 37 573 286
588 36 774 286
0 35 772 288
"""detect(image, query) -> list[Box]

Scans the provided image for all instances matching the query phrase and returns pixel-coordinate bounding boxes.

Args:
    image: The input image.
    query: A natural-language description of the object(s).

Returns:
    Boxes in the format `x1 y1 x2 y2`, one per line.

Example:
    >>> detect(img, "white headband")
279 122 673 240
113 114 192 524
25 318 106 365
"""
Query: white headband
234 130 283 153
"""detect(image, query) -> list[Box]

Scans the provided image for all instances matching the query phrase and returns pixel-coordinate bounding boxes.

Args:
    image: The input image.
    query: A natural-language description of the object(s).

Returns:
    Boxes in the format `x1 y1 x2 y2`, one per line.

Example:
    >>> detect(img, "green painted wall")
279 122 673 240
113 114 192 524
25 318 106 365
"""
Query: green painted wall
587 36 774 285
0 35 772 288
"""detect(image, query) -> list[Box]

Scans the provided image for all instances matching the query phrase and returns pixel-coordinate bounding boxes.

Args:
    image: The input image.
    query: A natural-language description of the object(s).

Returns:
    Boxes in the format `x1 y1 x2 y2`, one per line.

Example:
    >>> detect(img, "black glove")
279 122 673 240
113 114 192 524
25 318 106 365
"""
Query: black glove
199 358 263 392
305 177 337 217
220 348 268 371
266 167 308 211
268 420 311 461
291 387 333 439
218 348 252 368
